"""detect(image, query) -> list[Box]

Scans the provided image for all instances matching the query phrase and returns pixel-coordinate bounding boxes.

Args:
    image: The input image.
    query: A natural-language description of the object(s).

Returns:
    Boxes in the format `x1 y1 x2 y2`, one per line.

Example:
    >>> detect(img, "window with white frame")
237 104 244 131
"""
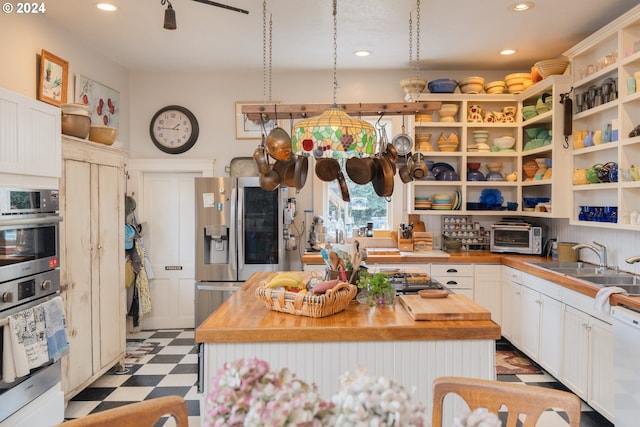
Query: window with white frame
312 115 406 241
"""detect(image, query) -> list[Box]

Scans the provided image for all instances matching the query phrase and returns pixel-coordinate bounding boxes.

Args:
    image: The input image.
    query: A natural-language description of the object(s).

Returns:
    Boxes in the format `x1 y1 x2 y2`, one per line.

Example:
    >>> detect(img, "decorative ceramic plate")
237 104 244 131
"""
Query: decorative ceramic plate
480 189 503 208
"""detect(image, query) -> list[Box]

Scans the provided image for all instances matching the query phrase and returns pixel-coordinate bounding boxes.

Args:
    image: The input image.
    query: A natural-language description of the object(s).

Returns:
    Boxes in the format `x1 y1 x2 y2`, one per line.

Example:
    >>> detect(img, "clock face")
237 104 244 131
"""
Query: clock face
149 105 199 154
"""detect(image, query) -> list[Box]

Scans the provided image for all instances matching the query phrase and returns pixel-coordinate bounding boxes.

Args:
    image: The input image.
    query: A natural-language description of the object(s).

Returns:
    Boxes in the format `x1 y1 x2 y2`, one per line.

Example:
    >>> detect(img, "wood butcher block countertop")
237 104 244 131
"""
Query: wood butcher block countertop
195 271 501 344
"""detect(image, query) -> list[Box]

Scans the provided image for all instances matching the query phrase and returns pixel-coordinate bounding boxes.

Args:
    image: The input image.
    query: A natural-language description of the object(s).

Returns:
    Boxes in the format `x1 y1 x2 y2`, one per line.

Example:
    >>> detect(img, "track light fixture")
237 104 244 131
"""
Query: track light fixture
162 0 176 30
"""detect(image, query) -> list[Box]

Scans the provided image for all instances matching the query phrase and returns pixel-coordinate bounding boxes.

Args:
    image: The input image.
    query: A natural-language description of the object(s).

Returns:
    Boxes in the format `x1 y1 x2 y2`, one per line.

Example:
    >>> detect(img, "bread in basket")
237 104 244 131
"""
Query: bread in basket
255 281 357 318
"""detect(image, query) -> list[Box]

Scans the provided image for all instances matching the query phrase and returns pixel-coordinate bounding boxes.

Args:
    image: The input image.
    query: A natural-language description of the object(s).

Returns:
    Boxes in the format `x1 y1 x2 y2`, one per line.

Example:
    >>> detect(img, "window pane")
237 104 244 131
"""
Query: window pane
327 174 389 238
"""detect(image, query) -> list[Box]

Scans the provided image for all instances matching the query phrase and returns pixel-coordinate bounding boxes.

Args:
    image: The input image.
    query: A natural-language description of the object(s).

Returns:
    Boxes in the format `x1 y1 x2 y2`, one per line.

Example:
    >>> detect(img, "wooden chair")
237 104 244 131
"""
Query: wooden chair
57 395 189 427
432 376 581 427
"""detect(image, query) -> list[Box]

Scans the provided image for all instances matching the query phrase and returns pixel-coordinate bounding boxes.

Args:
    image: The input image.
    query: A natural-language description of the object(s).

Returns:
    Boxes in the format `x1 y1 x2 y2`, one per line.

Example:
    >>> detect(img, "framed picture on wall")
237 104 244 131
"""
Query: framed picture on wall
38 49 69 106
235 101 280 140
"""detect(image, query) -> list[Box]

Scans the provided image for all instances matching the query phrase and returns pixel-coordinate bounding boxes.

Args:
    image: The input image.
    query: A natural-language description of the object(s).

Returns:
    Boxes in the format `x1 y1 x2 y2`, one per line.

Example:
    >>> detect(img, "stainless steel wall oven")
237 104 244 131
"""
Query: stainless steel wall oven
0 188 63 423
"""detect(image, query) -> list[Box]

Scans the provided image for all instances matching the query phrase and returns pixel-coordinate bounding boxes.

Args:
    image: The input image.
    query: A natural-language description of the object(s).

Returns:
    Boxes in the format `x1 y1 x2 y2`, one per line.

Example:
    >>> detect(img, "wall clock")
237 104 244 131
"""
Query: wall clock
149 105 199 154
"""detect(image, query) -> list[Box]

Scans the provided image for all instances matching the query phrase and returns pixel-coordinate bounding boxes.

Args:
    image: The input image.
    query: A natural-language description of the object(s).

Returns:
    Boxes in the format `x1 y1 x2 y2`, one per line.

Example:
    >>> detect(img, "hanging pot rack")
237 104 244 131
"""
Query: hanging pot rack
241 101 442 121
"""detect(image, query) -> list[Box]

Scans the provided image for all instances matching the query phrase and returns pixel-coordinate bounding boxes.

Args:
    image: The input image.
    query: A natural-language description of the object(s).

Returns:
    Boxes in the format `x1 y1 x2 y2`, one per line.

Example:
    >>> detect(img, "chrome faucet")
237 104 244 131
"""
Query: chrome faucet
572 241 608 271
626 255 640 264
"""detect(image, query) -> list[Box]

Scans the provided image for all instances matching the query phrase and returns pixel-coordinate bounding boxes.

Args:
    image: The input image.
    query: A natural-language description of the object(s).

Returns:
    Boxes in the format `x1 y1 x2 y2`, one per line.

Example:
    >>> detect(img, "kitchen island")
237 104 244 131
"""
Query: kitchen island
196 271 501 424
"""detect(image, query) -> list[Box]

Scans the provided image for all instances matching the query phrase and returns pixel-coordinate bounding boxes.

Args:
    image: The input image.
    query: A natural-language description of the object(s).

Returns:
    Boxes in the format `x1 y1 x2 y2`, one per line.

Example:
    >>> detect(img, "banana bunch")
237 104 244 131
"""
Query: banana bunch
265 272 305 290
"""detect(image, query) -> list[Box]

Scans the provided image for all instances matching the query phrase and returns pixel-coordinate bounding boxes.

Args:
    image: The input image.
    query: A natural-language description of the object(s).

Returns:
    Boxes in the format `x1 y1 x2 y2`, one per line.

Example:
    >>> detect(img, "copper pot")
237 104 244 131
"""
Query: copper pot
315 158 341 182
273 157 296 188
253 146 271 175
265 127 293 162
259 167 281 191
372 155 395 197
345 156 376 185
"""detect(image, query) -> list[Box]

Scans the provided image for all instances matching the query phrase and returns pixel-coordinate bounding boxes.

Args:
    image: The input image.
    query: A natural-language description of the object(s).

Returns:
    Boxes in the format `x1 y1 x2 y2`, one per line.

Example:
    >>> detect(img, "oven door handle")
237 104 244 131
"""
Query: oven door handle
490 225 530 231
0 215 63 227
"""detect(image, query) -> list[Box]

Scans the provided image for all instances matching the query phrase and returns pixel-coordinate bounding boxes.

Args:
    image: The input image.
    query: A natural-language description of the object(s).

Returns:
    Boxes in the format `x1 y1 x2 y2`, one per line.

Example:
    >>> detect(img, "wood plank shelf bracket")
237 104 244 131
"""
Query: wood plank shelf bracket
241 101 443 121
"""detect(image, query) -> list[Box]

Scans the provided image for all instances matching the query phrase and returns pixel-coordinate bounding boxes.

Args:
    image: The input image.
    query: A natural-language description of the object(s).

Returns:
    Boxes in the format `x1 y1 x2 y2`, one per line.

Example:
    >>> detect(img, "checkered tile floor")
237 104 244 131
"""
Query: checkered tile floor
63 329 201 426
63 332 612 427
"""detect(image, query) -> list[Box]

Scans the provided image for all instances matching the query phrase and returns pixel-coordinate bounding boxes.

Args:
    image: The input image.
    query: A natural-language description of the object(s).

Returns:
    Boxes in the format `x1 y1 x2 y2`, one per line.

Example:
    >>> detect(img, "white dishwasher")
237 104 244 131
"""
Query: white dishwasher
612 305 640 427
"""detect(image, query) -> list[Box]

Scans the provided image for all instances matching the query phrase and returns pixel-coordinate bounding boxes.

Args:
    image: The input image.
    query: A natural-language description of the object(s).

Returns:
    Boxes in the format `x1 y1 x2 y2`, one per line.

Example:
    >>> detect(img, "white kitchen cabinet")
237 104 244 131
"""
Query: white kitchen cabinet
60 136 126 400
562 305 614 421
500 267 521 343
0 87 61 178
431 263 473 299
564 5 640 230
473 264 501 324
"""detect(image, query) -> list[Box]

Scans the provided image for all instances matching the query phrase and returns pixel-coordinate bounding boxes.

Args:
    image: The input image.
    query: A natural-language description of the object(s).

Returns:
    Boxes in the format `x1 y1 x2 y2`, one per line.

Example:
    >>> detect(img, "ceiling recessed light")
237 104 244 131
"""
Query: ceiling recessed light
354 50 371 57
510 2 534 12
501 49 516 55
96 3 117 11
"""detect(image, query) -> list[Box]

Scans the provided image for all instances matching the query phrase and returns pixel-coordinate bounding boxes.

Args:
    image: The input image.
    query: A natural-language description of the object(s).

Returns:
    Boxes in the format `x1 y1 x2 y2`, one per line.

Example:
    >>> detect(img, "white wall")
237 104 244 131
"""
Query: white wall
0 13 130 150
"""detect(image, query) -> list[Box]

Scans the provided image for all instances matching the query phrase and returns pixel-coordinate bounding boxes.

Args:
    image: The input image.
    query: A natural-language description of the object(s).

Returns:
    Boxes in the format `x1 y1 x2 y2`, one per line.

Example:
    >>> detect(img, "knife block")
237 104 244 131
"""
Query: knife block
398 238 413 251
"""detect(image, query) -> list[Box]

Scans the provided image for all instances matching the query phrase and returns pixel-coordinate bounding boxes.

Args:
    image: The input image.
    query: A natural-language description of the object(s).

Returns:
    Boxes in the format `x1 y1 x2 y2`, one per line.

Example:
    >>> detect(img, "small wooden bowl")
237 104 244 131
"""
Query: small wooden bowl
418 289 449 298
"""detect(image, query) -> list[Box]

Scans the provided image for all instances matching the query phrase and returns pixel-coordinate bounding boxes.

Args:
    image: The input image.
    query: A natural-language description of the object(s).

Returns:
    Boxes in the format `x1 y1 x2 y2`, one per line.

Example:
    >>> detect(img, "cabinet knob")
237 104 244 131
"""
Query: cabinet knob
41 279 51 291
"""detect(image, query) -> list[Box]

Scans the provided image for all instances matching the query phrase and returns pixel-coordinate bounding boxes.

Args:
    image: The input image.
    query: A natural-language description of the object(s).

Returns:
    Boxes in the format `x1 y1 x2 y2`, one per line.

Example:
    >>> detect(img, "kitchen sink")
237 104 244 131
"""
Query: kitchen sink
528 262 592 269
575 274 640 286
546 267 603 275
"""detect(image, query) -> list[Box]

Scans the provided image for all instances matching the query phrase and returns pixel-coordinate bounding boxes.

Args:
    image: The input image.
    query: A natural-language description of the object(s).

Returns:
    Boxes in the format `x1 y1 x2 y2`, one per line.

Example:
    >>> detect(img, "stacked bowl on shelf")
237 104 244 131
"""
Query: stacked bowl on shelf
61 103 91 139
459 76 485 94
505 72 533 94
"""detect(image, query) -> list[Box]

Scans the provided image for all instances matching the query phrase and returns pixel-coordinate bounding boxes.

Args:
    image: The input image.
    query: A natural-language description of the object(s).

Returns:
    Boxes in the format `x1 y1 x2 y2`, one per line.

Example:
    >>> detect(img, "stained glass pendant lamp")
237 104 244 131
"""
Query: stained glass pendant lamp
292 0 376 159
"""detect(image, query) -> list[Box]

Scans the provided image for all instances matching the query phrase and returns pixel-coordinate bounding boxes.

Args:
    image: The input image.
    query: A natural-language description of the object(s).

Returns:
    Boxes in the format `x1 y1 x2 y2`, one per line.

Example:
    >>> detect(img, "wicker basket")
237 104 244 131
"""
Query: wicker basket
255 282 357 318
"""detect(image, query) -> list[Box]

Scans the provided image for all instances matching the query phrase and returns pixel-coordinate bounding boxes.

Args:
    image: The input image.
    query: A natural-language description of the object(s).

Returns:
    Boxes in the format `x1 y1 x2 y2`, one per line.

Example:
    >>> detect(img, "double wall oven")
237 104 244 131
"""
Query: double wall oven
0 188 64 425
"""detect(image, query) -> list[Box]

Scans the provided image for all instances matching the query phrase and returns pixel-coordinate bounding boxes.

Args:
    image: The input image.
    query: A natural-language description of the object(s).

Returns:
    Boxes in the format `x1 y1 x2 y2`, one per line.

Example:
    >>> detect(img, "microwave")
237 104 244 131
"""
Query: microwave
490 219 542 255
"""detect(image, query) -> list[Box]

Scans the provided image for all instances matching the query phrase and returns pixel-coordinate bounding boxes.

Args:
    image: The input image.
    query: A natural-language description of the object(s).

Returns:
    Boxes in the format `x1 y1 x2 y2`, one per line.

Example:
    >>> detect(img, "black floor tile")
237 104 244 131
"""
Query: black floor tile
170 363 198 374
148 354 186 364
168 338 196 346
145 386 191 399
71 387 117 401
149 331 182 339
121 374 165 387
185 399 201 416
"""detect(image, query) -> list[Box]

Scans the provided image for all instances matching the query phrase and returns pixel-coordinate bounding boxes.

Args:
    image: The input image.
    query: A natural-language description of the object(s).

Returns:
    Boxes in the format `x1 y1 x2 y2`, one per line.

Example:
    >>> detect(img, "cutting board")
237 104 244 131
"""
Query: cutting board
399 294 491 321
367 247 401 255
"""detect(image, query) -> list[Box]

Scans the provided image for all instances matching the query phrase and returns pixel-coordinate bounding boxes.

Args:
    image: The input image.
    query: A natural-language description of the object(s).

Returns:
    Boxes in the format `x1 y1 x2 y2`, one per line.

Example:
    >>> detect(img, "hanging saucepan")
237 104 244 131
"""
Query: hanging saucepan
391 116 413 157
273 156 297 188
398 155 414 183
259 168 281 191
315 158 341 182
345 155 376 185
266 126 293 162
294 154 309 191
336 170 351 202
253 133 271 175
372 155 395 197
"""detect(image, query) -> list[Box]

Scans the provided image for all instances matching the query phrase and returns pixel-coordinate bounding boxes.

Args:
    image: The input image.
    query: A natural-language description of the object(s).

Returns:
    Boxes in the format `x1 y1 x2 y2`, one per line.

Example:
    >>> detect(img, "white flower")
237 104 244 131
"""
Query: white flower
452 408 502 427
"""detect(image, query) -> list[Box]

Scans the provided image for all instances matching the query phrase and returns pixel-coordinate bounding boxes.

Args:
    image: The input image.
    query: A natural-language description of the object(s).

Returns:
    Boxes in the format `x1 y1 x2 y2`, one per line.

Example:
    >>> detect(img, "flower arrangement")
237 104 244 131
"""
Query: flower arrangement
204 358 428 427
204 357 333 427
452 408 502 427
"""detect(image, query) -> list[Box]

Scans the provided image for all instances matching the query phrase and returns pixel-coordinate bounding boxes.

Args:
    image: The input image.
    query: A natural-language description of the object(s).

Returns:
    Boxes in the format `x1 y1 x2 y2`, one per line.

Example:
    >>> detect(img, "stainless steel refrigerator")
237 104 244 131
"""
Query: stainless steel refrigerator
194 176 287 327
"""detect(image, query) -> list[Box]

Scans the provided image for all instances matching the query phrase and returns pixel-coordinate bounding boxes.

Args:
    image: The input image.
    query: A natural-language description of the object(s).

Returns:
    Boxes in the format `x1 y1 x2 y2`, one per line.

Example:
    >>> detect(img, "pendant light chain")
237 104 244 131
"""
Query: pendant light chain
262 1 273 103
416 0 420 78
332 0 338 105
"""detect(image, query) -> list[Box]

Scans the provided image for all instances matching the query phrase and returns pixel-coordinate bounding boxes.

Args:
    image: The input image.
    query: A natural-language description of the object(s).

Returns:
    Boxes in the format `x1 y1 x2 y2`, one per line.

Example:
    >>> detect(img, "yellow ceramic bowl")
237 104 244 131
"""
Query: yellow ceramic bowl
89 126 118 145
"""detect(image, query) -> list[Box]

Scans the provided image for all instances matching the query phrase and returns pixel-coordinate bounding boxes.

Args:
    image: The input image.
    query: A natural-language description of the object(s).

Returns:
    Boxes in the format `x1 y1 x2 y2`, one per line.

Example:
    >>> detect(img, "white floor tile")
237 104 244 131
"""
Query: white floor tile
181 354 198 364
184 386 201 400
89 374 131 388
178 330 195 339
64 401 101 418
133 363 177 375
103 386 154 401
147 338 175 347
157 373 198 387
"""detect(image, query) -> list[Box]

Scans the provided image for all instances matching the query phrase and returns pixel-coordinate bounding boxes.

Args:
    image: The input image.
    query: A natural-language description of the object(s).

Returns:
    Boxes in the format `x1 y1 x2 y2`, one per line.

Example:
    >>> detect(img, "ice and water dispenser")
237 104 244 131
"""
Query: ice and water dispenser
204 224 229 264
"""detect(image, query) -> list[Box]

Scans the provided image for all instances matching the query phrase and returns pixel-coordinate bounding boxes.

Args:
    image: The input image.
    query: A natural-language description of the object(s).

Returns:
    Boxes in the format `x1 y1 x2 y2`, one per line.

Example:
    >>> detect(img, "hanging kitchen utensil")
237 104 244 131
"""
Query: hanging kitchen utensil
392 115 413 157
336 170 351 202
273 157 296 187
372 154 395 198
293 154 308 191
560 87 573 149
345 155 376 185
266 126 293 161
315 158 341 182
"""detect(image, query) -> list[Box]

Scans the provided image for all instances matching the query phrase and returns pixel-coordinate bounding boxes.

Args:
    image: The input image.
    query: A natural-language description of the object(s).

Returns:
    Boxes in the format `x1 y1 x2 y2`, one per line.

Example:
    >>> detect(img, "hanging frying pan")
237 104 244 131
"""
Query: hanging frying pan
372 155 395 197
345 155 376 185
315 158 341 182
336 171 351 202
294 154 309 191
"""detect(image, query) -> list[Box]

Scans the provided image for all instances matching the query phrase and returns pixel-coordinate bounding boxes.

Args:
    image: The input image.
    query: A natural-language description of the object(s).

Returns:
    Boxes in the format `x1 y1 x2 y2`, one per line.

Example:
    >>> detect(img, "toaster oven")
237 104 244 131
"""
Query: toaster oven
490 218 542 255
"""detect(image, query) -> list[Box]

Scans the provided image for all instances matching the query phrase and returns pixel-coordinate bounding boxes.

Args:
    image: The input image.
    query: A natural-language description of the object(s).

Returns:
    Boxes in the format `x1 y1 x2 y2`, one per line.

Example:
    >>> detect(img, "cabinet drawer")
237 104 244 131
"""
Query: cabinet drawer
433 275 474 289
431 264 474 277
502 267 522 284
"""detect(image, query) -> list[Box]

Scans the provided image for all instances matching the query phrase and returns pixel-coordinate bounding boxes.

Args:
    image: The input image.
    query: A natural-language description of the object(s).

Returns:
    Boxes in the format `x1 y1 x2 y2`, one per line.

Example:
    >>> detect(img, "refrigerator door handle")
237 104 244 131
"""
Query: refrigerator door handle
236 185 245 271
230 185 239 275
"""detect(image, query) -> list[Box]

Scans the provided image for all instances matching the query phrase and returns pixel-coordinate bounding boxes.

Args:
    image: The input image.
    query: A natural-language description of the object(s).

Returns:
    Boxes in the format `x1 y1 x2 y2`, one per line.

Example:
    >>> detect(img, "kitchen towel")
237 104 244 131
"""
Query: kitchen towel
1 309 34 383
42 296 69 362
594 286 628 315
